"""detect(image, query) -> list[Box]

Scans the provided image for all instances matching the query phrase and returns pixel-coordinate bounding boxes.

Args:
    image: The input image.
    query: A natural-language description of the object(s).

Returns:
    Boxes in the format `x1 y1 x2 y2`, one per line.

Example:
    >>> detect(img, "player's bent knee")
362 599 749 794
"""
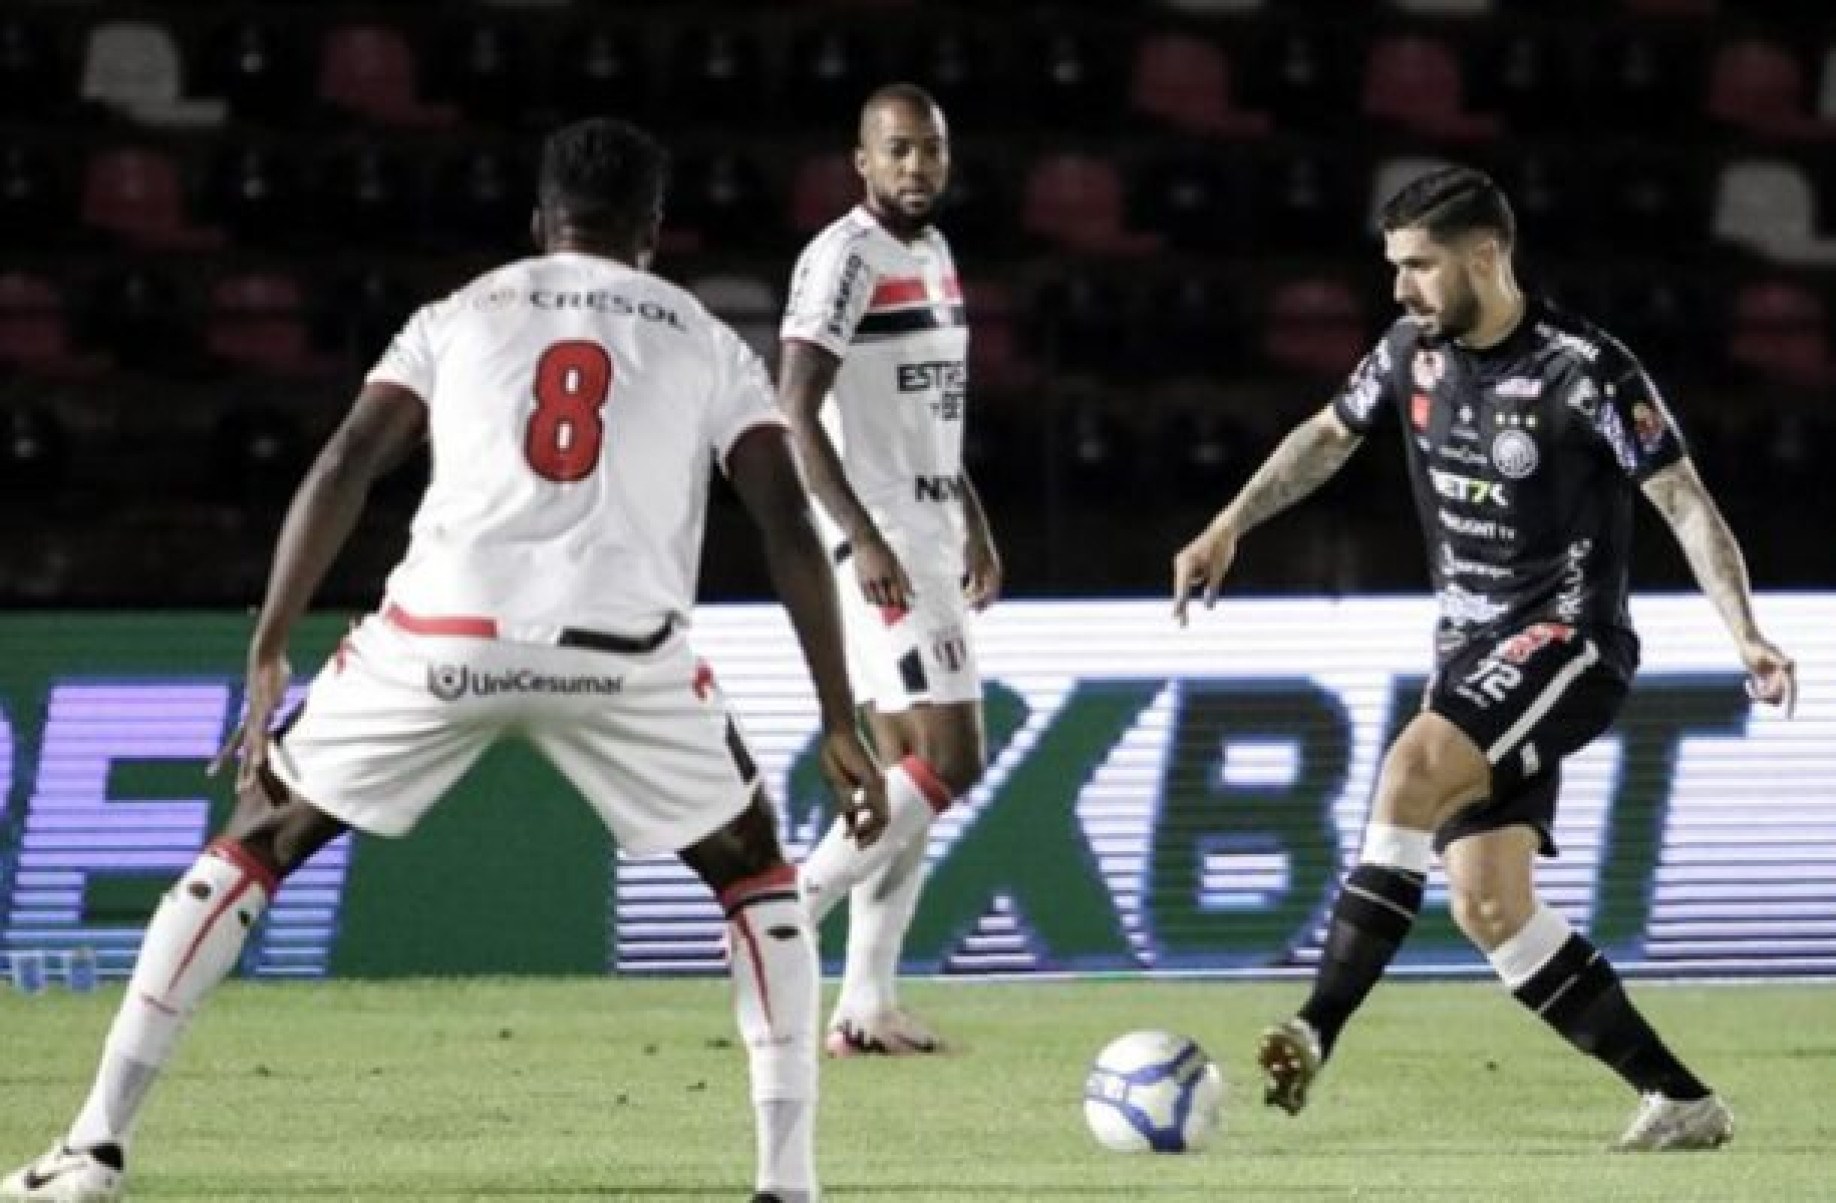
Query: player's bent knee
679 791 788 895
218 771 347 882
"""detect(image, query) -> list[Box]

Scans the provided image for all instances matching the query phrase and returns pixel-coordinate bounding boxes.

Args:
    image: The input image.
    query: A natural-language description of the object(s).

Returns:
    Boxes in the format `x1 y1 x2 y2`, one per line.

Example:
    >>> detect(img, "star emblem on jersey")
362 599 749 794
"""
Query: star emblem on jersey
1491 429 1539 479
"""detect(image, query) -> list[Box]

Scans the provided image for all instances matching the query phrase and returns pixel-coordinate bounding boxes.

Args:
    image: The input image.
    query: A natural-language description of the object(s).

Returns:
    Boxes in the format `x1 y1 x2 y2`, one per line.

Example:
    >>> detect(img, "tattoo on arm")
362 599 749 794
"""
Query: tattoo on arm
1222 409 1363 534
1643 462 1760 644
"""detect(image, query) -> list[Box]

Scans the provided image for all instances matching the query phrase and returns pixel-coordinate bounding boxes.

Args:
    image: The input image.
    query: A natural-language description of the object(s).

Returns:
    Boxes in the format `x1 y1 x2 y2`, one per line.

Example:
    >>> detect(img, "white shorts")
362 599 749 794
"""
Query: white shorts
269 613 758 857
836 565 981 714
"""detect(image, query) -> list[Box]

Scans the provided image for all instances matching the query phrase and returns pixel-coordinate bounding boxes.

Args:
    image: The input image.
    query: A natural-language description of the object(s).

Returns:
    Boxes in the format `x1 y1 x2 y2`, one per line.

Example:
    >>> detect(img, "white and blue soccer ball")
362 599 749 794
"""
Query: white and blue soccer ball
1082 1030 1225 1154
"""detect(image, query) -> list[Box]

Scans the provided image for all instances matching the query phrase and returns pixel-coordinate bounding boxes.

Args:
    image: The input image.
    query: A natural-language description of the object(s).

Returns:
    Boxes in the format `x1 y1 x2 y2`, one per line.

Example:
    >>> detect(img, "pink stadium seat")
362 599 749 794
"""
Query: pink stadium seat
789 153 859 236
1263 277 1367 379
1020 154 1159 255
205 272 322 374
1728 280 1836 389
1706 39 1829 139
80 147 219 249
318 23 455 128
960 278 1034 392
1363 36 1498 141
0 274 103 375
1130 34 1269 137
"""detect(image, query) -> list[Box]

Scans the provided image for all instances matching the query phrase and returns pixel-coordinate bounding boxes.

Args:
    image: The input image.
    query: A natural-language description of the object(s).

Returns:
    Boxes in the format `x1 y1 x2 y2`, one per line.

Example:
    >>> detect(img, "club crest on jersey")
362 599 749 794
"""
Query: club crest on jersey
1490 429 1539 479
1412 348 1446 390
427 664 466 702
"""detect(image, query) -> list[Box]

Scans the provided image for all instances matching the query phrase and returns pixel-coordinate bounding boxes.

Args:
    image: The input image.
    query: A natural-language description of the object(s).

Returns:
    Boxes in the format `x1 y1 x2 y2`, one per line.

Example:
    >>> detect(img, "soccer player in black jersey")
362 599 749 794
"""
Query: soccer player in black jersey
1172 167 1797 1151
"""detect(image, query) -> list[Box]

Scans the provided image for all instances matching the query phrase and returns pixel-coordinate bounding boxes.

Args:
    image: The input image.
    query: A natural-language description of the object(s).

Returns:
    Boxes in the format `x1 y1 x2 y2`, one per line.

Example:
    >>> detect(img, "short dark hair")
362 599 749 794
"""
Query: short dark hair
1379 166 1515 249
537 117 668 243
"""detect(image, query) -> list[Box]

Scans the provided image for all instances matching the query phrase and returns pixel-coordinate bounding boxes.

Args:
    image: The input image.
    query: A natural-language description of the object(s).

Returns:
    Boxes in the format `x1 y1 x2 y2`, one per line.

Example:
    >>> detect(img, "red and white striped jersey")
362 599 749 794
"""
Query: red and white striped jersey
781 206 969 575
366 251 785 636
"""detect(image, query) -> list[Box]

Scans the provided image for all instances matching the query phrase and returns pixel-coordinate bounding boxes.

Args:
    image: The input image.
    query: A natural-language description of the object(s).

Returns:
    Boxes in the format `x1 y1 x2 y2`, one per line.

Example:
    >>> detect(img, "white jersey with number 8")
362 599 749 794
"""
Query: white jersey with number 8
367 251 785 636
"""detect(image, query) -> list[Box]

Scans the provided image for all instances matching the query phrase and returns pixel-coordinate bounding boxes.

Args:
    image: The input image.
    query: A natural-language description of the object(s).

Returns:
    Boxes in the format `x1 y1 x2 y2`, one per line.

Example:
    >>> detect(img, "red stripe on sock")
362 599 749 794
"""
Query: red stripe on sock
207 838 281 897
717 863 797 913
899 755 954 814
730 910 775 1029
163 859 264 998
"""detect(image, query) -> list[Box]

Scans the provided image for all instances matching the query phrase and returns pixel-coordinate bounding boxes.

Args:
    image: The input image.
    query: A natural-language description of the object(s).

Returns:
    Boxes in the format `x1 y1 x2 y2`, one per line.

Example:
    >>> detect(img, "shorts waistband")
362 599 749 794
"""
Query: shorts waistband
382 603 675 655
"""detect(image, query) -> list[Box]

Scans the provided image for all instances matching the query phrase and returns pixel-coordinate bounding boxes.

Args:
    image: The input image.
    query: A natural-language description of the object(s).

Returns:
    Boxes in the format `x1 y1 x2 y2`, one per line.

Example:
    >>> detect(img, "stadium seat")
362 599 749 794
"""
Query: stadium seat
1727 279 1836 389
1468 27 1580 134
789 152 859 236
672 151 775 250
0 403 69 496
0 274 102 376
690 274 777 364
335 265 414 367
209 405 306 499
1129 34 1269 138
1020 154 1159 255
1497 152 1583 249
961 277 1032 393
81 20 182 109
1706 38 1827 139
318 22 455 128
1152 272 1245 375
1387 0 1494 13
1713 160 1836 265
936 153 1012 254
1590 27 1705 134
1363 35 1498 141
204 271 321 374
785 26 880 124
1158 0 1266 13
1262 276 1367 379
1622 0 1715 13
553 23 651 118
1160 407 1253 502
1065 400 1137 494
1599 154 1708 254
666 26 764 123
80 146 220 249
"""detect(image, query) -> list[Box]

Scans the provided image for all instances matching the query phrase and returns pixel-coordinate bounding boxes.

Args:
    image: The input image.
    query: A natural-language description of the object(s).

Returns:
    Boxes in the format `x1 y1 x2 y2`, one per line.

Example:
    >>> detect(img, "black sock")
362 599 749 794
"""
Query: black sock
1297 863 1424 1059
1511 933 1709 1100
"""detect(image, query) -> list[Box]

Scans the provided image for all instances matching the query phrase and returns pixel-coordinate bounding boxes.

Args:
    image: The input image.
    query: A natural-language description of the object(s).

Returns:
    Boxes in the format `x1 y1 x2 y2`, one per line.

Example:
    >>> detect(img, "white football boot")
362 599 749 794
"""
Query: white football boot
0 1143 125 1202
823 1005 943 1057
1612 1092 1734 1152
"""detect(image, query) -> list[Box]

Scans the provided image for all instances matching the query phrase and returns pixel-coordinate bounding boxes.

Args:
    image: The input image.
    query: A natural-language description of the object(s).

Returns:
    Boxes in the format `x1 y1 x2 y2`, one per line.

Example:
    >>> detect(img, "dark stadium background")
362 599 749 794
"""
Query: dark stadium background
1 0 1830 609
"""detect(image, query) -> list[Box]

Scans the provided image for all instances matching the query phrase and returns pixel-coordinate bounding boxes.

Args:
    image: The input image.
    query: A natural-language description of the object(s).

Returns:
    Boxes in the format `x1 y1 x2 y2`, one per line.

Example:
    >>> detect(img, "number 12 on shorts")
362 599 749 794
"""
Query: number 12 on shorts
525 340 613 482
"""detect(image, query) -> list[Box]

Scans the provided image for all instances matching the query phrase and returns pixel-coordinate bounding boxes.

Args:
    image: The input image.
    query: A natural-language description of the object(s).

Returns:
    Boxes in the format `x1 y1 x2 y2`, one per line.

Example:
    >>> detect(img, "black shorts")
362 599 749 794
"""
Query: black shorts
1427 622 1628 857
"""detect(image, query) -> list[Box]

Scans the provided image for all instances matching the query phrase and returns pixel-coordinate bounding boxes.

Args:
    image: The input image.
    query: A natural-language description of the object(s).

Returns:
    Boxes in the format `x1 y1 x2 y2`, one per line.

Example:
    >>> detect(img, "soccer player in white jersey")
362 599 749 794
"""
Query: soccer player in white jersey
3 118 886 1203
778 84 1001 1056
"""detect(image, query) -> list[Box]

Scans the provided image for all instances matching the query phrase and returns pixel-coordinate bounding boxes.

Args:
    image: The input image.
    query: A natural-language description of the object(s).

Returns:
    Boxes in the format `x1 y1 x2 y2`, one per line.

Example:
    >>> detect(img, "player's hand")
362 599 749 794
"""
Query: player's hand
1171 521 1240 626
1737 634 1798 718
852 530 914 614
210 653 292 794
963 528 1003 612
819 731 889 848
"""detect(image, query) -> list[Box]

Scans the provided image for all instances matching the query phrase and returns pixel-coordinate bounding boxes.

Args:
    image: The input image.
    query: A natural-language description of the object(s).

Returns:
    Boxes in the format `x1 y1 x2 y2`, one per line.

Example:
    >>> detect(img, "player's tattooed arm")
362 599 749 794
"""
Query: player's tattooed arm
1642 458 1798 714
777 338 913 609
1219 405 1364 535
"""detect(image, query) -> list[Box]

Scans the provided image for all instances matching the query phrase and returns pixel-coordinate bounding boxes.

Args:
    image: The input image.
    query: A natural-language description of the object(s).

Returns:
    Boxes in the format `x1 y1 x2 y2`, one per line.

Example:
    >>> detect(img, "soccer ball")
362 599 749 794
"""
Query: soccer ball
1082 1030 1224 1154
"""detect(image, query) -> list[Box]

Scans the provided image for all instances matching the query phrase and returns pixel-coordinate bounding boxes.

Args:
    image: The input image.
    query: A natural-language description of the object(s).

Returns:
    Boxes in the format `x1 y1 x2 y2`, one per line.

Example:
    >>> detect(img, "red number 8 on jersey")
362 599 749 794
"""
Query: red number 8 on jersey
524 340 613 482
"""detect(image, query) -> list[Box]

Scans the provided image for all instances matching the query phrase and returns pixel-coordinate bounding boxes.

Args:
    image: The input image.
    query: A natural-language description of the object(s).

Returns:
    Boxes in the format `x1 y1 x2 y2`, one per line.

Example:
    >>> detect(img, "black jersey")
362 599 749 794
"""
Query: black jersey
1332 297 1686 671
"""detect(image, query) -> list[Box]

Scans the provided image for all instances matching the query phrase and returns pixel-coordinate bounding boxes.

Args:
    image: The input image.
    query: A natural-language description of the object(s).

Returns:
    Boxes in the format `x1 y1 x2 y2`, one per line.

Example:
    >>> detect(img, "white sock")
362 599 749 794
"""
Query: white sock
835 831 929 1018
723 866 818 1198
800 756 951 926
67 842 275 1151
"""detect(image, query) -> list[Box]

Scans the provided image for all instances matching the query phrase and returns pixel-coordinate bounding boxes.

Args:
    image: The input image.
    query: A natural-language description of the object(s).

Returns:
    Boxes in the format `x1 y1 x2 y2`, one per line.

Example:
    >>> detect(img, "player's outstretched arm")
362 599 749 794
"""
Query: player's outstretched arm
221 383 425 788
727 423 889 844
778 338 913 610
1641 458 1798 714
1172 404 1363 624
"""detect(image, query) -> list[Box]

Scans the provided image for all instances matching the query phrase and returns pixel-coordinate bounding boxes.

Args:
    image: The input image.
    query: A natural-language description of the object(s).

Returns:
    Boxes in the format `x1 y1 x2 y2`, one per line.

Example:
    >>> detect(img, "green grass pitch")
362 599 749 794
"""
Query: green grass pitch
3 979 1832 1200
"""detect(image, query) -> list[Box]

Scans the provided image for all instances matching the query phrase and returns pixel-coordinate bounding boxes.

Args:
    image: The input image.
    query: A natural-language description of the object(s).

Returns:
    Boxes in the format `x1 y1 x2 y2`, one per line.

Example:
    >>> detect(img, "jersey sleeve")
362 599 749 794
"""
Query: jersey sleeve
779 233 876 357
707 322 790 473
365 302 439 400
1331 333 1400 434
1570 349 1686 482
